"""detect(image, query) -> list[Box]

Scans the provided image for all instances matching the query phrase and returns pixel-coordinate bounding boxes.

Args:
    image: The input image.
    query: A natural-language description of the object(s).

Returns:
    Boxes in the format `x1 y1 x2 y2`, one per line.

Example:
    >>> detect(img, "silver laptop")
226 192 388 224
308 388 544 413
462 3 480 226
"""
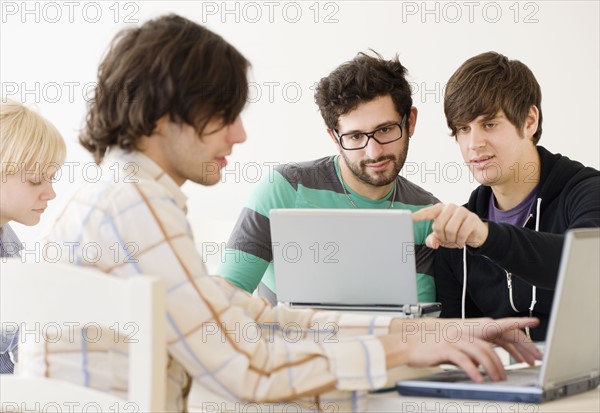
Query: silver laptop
270 209 440 317
396 228 600 403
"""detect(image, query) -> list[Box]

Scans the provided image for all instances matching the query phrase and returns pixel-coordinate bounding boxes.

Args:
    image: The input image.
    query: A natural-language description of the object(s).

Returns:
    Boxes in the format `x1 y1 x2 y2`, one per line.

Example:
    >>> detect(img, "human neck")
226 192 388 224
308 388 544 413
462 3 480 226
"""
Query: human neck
137 136 186 187
492 181 539 211
338 156 395 201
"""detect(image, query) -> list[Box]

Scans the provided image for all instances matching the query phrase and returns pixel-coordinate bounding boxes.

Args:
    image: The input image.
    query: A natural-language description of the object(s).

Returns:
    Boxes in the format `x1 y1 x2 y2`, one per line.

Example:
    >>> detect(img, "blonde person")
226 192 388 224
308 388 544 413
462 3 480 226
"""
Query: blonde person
0 99 66 373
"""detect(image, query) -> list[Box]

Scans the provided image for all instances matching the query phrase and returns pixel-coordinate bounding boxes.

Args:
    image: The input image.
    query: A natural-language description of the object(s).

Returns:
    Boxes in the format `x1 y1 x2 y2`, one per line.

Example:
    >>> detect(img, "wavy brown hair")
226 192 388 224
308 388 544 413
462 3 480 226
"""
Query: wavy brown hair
444 51 543 144
81 14 249 163
314 51 413 132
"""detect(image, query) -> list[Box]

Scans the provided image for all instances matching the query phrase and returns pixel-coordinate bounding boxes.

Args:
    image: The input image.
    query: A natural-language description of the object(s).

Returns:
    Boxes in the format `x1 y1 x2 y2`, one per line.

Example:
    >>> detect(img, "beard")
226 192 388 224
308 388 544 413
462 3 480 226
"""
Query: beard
341 150 408 187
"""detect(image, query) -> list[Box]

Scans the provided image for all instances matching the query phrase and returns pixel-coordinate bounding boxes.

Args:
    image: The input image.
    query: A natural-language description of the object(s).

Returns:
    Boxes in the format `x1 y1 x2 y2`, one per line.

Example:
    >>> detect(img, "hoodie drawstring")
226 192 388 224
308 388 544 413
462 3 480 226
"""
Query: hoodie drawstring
525 198 542 338
461 247 467 319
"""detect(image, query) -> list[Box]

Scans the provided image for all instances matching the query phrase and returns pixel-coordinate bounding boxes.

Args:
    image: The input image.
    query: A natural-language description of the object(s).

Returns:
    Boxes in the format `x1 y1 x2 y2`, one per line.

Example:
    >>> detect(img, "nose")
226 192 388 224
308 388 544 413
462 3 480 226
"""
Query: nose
364 135 385 159
468 128 486 150
41 181 56 201
228 116 247 144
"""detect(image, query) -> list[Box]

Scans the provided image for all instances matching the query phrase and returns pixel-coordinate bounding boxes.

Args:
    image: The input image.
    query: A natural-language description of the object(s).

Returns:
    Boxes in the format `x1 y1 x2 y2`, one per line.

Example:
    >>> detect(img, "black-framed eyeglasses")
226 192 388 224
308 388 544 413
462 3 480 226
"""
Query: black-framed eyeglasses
334 114 408 150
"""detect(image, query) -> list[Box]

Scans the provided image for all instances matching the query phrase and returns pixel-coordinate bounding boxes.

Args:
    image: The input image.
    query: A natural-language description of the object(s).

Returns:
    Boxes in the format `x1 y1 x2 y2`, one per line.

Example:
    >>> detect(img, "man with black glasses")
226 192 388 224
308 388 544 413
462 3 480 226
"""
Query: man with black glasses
219 52 439 305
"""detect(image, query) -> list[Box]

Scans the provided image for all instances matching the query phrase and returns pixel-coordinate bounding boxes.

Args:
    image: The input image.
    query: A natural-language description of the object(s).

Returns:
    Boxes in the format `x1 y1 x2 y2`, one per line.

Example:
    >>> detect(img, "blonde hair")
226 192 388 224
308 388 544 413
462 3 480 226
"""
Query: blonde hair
1 99 66 176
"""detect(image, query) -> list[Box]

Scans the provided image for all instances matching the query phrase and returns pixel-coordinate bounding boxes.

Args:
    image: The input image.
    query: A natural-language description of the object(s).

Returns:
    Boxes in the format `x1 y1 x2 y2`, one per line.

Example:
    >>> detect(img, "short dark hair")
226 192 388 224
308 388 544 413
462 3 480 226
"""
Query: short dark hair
314 51 413 131
81 14 249 163
444 51 543 144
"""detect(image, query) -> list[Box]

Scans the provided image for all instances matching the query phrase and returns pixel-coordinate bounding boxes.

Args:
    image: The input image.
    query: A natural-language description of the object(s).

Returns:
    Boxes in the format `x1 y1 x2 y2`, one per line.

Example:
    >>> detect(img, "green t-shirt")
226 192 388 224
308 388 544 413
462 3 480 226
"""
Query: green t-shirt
219 156 439 302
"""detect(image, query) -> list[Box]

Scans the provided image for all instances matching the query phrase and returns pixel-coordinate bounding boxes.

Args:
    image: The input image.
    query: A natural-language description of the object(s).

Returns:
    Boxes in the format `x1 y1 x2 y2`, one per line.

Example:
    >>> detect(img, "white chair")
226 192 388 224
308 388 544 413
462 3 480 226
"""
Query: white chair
0 259 166 411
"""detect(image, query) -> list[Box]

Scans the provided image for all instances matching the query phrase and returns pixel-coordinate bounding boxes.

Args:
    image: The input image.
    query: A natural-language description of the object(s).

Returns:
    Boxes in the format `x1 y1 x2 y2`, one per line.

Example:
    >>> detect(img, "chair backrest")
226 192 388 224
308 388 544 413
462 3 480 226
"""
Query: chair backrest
0 259 166 411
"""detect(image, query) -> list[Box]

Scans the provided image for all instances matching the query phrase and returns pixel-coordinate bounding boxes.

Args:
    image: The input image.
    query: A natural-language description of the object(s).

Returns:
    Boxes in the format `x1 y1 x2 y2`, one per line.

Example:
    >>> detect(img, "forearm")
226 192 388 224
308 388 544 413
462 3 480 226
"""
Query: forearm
475 222 563 289
474 179 600 289
379 334 405 369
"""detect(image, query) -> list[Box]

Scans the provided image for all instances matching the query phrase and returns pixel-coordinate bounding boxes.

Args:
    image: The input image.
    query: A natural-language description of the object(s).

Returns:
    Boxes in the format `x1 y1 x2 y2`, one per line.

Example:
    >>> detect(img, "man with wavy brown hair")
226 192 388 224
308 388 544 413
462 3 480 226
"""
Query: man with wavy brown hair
21 21 541 411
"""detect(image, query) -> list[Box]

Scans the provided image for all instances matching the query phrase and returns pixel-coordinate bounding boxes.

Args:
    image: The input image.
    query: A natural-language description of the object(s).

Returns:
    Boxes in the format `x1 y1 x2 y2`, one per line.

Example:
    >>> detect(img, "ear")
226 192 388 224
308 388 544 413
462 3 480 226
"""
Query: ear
327 129 342 152
523 105 539 141
407 106 418 138
138 115 171 151
153 115 171 137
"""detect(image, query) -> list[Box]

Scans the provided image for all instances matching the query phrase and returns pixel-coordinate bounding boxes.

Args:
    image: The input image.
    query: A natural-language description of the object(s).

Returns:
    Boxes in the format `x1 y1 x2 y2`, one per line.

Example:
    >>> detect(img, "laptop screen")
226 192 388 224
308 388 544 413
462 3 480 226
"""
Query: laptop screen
539 228 600 387
270 209 418 306
396 228 600 403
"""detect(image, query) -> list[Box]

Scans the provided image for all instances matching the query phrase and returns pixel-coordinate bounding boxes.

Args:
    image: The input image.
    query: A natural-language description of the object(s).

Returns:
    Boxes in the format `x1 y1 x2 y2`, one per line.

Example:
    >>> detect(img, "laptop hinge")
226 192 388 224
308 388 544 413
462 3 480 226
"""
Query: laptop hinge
545 370 600 390
286 303 425 317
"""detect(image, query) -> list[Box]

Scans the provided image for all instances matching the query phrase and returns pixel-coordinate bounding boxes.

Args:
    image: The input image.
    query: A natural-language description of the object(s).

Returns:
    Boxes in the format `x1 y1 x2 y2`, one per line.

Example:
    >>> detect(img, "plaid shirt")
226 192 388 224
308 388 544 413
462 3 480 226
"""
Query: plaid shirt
19 148 393 412
1 224 22 374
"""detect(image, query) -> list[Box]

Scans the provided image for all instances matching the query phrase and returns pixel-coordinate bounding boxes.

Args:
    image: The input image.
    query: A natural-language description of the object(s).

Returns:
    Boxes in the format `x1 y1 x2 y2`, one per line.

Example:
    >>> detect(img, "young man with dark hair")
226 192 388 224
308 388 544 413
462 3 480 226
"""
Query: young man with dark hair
414 51 600 341
220 52 439 304
23 23 541 410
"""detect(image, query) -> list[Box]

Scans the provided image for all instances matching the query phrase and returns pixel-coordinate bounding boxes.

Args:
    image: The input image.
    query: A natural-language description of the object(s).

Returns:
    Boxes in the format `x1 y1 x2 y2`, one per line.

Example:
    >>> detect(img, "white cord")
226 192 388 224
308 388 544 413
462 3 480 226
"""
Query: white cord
507 271 520 312
530 198 542 313
461 247 467 319
526 198 542 338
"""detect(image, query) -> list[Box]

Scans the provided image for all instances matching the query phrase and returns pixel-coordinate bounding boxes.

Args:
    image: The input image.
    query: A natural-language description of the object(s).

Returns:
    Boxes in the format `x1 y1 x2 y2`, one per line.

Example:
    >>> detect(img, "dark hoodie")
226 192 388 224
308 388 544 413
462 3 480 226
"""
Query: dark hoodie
435 146 600 340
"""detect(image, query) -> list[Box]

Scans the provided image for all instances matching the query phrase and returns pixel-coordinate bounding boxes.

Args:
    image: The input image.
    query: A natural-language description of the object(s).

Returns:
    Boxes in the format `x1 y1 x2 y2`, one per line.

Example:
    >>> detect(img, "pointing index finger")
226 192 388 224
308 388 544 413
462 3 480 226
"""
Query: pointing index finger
412 203 445 222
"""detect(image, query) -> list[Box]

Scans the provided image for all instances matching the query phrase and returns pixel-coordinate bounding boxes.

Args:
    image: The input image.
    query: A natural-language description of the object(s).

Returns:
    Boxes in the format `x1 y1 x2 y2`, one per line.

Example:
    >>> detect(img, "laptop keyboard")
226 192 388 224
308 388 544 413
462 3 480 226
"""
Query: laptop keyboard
434 367 540 387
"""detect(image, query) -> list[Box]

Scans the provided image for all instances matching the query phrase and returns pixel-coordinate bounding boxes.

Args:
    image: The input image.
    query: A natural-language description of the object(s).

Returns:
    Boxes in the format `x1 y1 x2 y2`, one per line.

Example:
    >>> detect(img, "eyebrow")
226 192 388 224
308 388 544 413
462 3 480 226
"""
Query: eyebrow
340 120 401 135
478 113 506 123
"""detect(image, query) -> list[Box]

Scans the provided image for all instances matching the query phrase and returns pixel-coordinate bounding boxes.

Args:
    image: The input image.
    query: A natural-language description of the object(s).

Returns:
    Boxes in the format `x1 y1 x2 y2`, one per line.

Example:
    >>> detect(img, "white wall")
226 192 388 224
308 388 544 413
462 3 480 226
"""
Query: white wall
2 1 598 271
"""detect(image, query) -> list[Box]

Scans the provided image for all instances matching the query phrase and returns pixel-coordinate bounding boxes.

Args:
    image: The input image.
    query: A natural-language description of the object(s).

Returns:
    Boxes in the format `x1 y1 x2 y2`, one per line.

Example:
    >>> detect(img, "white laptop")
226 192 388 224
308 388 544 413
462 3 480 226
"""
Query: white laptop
396 228 600 403
269 209 440 317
